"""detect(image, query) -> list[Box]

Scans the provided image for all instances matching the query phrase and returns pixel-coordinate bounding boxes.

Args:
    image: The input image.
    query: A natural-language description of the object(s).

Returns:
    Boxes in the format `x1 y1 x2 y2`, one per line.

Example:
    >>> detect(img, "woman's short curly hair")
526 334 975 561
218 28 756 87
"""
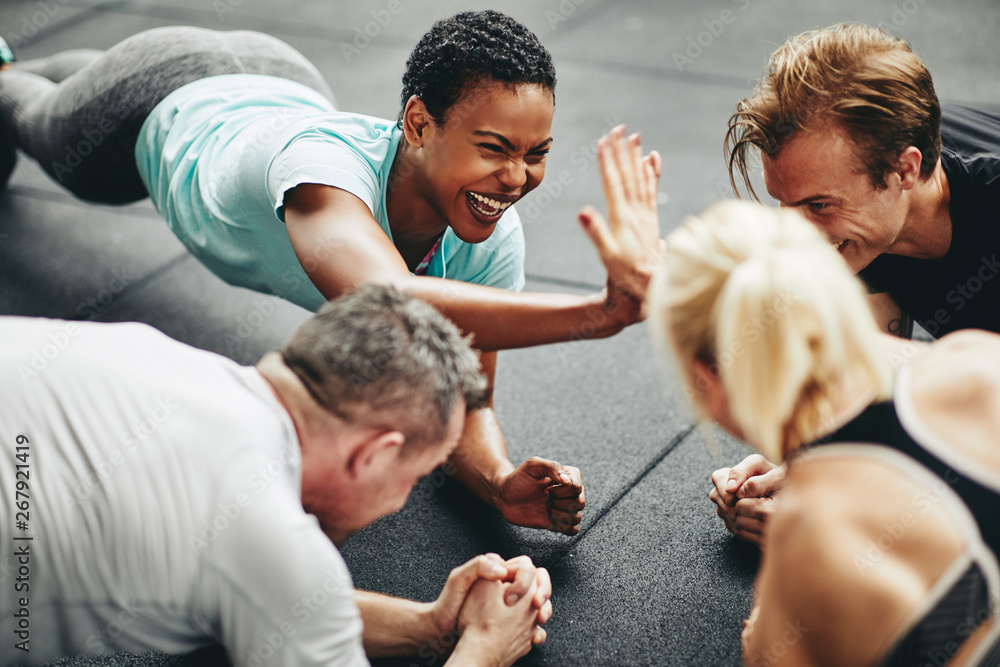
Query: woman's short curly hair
398 10 556 126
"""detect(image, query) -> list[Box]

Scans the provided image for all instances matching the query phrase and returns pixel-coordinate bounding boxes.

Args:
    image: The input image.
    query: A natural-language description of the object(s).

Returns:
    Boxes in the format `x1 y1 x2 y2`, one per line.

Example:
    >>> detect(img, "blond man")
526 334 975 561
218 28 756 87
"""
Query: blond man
716 23 1000 546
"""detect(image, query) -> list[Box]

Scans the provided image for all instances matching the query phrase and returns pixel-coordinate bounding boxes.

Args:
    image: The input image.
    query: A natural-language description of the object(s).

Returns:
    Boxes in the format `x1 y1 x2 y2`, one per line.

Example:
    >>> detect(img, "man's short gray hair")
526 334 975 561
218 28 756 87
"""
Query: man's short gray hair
282 285 487 452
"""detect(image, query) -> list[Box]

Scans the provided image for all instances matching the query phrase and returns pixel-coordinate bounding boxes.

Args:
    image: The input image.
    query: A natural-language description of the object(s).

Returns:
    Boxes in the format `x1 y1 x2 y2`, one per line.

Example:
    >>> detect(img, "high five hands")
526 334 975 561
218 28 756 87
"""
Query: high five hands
579 125 665 322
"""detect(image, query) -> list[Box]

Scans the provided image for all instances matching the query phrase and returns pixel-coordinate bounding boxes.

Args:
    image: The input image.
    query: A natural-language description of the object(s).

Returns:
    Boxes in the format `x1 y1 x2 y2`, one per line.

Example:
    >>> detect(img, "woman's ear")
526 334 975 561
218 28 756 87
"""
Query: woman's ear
402 95 431 147
691 357 724 417
690 358 747 441
691 358 720 394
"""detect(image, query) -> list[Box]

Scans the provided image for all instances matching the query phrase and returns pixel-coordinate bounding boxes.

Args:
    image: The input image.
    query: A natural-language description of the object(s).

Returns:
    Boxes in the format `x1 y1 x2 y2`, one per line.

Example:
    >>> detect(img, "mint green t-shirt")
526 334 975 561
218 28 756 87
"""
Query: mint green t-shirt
134 74 526 311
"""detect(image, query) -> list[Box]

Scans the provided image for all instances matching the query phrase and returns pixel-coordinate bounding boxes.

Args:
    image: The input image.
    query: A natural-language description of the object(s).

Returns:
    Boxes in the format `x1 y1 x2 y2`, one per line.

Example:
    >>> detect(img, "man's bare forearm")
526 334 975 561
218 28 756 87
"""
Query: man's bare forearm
356 590 436 658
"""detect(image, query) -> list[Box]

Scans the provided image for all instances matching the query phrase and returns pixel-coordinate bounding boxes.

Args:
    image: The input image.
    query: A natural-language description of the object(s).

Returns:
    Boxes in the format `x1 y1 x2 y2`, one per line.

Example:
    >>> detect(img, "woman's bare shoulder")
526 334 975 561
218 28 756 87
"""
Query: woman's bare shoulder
755 453 967 665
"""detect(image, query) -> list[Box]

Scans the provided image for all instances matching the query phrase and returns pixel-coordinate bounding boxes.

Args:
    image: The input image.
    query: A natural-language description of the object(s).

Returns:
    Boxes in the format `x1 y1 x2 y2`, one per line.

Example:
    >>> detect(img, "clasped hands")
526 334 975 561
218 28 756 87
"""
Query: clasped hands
709 454 787 548
429 553 553 666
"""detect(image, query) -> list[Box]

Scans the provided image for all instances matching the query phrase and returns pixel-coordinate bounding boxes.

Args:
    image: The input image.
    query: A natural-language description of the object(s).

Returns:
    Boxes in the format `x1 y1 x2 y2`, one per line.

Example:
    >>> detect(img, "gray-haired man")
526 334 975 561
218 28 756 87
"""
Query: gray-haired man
0 285 551 666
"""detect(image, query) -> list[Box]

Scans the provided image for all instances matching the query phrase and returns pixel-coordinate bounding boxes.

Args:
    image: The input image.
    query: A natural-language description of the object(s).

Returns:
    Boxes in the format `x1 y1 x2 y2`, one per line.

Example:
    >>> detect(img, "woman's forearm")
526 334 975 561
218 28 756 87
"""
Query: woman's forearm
284 184 645 351
395 275 635 352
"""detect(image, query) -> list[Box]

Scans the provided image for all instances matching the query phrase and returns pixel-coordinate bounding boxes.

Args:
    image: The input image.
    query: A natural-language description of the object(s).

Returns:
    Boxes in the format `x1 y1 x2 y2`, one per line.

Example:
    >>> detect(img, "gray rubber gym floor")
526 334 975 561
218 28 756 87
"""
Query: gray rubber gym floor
2 1 998 665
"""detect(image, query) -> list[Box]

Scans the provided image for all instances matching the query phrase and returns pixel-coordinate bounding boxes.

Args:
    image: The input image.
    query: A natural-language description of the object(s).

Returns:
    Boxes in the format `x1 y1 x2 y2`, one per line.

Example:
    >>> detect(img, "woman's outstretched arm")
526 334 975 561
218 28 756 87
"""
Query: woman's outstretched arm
283 129 663 353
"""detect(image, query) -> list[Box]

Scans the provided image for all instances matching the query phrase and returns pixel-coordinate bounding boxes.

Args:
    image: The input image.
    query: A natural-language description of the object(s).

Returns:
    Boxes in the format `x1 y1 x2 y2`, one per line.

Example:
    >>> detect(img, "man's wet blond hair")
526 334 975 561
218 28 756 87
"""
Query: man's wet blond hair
726 23 941 199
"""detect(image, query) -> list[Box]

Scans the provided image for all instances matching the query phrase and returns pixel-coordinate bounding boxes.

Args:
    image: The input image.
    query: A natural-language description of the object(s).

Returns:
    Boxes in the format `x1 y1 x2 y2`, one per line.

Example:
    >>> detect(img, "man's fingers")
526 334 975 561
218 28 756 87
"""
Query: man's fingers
549 465 585 505
560 464 583 489
533 567 552 610
725 466 751 493
467 553 508 581
736 453 779 478
532 625 547 645
504 557 536 605
715 502 738 523
620 131 641 202
642 159 657 211
438 553 508 629
711 467 737 506
711 466 732 490
722 454 777 493
448 554 506 585
538 599 553 625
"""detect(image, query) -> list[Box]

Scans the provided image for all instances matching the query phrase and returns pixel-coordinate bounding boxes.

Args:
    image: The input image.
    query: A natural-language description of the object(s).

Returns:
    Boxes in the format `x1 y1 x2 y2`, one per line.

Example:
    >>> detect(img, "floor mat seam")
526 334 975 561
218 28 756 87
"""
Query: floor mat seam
543 423 697 568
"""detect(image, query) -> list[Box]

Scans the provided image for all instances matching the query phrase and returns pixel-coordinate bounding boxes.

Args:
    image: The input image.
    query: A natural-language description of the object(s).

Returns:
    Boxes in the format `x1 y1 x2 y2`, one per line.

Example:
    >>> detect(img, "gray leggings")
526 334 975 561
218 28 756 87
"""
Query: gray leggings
0 26 333 204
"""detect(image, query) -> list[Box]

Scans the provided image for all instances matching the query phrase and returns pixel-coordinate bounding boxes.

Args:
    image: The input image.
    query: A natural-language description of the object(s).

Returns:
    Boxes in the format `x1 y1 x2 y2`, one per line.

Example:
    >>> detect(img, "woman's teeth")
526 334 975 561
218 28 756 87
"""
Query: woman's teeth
468 192 513 216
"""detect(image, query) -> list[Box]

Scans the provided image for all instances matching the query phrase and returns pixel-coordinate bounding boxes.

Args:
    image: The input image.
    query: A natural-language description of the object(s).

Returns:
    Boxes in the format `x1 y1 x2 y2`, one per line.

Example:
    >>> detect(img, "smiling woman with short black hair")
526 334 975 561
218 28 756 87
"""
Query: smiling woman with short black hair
0 11 663 536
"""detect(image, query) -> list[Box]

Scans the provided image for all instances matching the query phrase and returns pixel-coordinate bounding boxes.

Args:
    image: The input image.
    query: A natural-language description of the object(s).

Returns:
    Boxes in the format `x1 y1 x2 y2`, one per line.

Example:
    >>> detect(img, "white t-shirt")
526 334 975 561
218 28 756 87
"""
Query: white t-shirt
0 317 369 667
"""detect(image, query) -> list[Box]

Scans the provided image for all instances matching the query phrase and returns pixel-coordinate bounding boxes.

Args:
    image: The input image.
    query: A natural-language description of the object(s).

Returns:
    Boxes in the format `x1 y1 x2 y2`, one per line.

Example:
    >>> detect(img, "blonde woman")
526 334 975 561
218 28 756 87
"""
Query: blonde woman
651 201 1000 666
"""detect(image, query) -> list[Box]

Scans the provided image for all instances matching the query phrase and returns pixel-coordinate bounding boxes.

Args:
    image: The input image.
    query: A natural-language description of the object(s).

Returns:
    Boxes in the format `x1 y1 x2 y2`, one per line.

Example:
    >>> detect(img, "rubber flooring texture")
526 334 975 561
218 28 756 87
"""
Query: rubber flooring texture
1 1 997 665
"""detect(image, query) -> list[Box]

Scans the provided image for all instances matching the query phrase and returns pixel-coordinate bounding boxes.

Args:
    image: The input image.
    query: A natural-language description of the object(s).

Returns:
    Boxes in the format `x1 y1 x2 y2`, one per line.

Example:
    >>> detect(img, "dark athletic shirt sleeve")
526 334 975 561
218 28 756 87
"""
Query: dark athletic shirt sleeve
858 104 1000 337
